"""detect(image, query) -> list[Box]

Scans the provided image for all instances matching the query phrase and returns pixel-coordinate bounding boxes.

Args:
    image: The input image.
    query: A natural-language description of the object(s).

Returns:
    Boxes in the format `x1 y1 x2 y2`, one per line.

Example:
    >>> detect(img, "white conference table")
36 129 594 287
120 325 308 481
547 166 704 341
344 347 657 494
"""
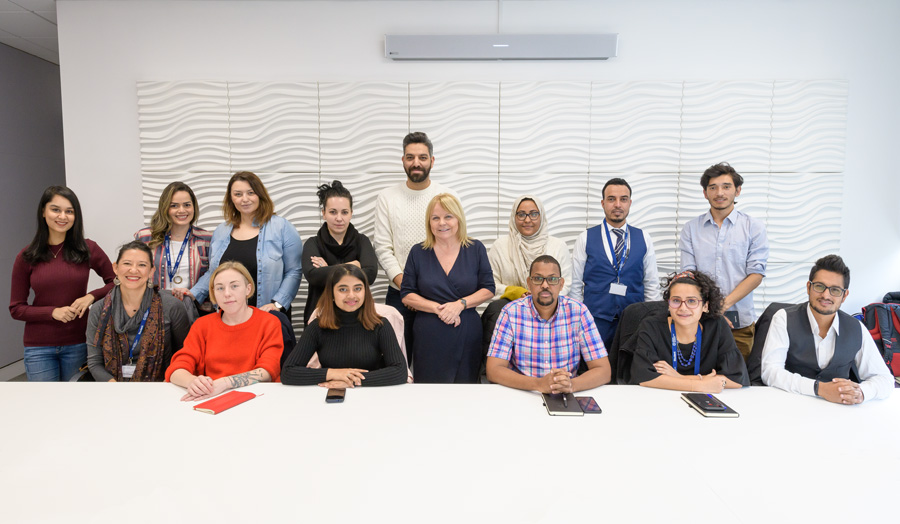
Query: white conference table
1 382 897 524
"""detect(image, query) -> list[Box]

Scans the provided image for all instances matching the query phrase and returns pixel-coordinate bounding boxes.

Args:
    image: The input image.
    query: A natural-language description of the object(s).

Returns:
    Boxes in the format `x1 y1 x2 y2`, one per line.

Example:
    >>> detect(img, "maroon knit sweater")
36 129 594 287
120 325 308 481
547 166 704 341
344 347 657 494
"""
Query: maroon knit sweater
9 240 116 346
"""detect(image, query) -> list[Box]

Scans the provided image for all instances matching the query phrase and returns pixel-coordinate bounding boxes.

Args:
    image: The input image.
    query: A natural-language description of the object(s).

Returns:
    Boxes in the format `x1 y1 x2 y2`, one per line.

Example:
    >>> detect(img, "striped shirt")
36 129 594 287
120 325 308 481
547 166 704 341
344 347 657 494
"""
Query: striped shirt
488 295 607 378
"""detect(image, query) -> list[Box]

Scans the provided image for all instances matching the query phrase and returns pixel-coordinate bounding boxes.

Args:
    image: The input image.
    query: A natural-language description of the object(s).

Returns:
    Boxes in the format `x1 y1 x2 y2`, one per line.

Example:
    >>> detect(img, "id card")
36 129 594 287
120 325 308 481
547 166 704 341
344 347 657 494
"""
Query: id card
122 364 136 379
609 283 627 296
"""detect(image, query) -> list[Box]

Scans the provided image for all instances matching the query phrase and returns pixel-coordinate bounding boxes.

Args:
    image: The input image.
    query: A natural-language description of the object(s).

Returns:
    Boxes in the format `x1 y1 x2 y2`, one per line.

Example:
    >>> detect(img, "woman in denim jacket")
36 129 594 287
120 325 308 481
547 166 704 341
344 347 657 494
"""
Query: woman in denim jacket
188 171 302 320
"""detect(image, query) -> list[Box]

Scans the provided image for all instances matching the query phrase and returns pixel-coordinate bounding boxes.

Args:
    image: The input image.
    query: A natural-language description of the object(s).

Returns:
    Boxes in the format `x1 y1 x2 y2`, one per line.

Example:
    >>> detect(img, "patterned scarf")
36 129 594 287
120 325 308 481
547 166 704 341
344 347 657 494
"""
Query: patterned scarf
92 286 167 381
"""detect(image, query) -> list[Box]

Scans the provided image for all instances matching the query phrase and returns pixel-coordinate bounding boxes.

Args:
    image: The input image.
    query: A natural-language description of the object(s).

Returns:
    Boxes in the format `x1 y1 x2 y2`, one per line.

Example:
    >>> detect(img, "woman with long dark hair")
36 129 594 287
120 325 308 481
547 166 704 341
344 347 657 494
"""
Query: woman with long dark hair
282 264 406 387
9 186 116 381
86 241 190 382
629 270 749 392
301 180 377 326
133 181 212 305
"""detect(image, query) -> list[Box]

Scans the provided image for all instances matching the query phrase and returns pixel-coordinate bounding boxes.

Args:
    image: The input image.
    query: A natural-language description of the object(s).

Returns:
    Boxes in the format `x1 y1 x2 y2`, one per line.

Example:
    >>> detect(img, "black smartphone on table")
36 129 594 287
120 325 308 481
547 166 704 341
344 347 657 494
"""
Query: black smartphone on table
325 388 346 403
576 396 602 414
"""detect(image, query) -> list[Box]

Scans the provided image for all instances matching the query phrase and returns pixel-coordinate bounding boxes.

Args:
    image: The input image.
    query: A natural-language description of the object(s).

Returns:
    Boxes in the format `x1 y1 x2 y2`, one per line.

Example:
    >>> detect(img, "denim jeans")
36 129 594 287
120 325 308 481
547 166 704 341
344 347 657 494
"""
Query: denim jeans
23 343 87 382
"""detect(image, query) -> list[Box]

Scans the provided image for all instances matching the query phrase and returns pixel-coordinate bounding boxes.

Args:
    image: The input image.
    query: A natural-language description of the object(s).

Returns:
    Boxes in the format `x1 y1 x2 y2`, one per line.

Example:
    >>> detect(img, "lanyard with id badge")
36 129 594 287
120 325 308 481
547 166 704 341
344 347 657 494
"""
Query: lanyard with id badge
122 307 151 380
603 220 629 296
165 226 191 286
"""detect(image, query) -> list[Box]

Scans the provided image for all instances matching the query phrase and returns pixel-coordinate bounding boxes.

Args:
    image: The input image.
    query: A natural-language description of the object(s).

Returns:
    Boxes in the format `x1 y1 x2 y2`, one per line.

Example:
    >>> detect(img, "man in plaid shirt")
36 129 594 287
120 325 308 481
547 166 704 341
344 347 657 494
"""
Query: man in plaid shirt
486 255 611 393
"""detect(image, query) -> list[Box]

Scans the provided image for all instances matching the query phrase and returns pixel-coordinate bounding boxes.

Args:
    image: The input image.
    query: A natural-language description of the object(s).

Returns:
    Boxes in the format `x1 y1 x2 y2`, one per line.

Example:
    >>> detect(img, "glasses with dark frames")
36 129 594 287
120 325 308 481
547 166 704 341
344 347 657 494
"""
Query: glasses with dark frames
515 211 541 220
809 281 846 297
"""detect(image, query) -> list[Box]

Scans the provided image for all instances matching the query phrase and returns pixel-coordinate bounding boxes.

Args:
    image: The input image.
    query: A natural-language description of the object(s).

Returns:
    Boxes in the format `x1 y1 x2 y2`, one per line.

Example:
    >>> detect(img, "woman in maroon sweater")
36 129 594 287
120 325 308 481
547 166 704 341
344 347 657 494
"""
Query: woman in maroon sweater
9 186 115 381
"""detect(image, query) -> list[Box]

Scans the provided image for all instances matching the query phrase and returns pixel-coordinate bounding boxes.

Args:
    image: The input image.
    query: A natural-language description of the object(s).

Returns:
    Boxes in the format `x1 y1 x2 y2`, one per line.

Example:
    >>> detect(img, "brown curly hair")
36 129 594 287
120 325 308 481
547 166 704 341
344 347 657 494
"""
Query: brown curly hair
663 270 724 319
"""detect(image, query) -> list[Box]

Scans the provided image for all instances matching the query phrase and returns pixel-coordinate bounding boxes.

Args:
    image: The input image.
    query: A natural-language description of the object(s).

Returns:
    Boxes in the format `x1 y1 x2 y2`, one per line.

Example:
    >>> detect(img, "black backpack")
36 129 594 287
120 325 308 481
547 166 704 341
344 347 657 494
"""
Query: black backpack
860 292 900 378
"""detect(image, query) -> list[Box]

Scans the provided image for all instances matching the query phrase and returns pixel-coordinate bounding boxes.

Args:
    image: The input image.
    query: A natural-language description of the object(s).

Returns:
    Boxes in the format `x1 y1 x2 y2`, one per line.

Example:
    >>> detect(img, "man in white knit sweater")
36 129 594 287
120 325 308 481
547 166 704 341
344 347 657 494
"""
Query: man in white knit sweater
374 131 456 362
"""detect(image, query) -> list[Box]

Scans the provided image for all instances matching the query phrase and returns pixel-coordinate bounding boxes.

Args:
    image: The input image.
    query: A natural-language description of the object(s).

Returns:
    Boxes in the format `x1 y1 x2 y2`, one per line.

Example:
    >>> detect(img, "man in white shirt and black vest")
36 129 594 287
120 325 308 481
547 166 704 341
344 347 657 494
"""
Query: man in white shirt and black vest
570 178 660 349
761 254 893 404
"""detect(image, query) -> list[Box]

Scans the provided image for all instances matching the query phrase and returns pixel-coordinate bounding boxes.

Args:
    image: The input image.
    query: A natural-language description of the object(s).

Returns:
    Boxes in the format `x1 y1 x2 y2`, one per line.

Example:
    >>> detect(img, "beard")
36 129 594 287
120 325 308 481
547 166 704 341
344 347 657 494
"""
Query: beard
810 298 839 317
405 164 431 183
534 292 556 308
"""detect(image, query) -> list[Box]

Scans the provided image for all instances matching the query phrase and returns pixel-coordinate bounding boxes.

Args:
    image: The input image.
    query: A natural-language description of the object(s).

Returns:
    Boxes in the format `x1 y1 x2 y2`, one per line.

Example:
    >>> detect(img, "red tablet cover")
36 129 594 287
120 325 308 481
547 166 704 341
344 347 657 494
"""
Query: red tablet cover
193 390 257 414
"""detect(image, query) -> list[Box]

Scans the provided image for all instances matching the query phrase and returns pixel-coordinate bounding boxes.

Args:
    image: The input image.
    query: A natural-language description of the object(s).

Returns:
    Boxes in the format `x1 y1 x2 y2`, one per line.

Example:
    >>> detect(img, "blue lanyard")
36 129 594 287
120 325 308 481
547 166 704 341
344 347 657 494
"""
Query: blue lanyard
602 220 629 280
128 306 152 364
164 227 191 285
670 322 702 376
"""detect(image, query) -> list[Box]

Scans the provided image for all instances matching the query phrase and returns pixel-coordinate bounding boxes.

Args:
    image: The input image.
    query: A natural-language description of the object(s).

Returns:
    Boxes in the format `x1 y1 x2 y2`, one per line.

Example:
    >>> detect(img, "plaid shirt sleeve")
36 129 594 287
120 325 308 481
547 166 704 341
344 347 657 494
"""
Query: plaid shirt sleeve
487 306 515 361
577 306 608 361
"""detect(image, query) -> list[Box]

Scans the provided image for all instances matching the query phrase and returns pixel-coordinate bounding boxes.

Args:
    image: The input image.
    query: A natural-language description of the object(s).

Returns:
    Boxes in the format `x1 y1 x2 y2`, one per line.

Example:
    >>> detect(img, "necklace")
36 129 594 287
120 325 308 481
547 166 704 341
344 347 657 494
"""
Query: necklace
51 245 63 258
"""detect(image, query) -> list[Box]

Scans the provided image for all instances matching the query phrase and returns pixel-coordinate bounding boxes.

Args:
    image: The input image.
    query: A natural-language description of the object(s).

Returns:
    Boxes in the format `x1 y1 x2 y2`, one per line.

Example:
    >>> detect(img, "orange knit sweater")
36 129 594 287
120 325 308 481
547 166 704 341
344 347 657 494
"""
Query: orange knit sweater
165 307 282 382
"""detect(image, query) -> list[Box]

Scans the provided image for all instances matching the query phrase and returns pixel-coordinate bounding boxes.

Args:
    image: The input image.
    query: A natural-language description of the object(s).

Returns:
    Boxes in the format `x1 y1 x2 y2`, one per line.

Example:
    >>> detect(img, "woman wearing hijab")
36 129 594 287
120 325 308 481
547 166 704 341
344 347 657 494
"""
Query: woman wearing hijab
482 195 573 346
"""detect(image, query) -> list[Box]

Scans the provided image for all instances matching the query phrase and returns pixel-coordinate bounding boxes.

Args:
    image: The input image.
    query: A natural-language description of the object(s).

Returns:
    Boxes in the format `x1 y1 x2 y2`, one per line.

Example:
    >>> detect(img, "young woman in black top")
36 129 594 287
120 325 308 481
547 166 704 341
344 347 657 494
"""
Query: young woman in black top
282 264 407 387
630 270 749 392
300 180 377 326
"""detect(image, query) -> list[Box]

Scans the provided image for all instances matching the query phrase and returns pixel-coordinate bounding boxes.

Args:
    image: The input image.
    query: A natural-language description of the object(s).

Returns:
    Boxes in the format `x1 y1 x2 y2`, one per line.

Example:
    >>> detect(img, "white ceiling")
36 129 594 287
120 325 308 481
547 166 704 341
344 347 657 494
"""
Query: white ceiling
0 0 58 63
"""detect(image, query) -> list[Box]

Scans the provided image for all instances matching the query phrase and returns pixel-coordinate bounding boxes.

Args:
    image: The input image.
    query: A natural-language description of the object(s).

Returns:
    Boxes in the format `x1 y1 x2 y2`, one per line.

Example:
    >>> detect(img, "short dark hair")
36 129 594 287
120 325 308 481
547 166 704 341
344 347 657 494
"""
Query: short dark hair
116 240 155 266
663 270 724 319
809 254 850 289
403 131 433 156
316 180 353 210
700 162 744 189
602 178 632 199
529 255 561 276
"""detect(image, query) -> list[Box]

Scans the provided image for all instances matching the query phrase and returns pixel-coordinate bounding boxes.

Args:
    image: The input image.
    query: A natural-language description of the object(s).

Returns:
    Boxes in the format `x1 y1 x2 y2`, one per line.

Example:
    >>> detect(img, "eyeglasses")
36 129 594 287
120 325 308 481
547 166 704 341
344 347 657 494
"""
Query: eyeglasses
668 298 702 309
515 211 541 221
530 276 561 286
809 281 846 297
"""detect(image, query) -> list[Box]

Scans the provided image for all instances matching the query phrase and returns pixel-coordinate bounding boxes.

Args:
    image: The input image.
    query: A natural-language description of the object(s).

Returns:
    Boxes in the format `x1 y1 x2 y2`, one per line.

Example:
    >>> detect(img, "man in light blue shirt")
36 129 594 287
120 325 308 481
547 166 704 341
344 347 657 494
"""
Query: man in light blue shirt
680 162 768 360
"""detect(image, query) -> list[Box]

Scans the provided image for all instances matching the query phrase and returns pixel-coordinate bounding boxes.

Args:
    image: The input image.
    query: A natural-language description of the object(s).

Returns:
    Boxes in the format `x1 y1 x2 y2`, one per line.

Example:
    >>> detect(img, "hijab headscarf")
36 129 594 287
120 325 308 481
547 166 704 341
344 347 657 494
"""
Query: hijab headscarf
505 195 549 287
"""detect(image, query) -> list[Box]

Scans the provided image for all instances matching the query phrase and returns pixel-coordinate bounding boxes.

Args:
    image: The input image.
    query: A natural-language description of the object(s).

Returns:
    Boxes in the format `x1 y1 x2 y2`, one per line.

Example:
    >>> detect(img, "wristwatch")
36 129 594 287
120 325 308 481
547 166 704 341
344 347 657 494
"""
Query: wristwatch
459 298 467 309
272 300 286 313
813 380 820 396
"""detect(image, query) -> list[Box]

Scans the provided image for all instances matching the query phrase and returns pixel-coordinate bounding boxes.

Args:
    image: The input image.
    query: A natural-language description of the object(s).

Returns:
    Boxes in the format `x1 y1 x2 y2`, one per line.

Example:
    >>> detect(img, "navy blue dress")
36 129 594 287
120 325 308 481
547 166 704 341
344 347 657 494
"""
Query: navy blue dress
401 240 494 383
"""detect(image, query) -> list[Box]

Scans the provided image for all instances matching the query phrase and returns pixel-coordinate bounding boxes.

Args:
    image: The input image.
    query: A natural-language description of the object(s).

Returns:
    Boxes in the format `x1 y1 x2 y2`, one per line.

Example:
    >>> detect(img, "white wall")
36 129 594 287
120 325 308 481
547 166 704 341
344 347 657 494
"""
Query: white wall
57 0 900 312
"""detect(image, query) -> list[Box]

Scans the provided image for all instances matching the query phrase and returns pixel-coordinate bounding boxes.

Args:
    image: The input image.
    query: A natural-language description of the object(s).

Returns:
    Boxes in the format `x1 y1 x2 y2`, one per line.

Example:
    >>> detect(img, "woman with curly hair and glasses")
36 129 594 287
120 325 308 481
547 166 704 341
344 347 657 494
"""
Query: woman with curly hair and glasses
630 270 749 392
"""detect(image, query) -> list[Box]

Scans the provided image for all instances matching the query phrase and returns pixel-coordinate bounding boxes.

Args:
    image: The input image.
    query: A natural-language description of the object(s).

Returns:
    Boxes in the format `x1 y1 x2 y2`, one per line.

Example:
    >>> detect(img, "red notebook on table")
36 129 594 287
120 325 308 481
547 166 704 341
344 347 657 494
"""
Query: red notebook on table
193 391 258 414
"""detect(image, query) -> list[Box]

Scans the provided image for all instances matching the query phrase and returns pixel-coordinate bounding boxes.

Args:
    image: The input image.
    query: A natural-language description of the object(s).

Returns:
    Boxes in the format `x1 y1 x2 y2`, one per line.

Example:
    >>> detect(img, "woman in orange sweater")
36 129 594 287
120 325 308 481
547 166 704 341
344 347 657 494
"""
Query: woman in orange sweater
166 261 282 401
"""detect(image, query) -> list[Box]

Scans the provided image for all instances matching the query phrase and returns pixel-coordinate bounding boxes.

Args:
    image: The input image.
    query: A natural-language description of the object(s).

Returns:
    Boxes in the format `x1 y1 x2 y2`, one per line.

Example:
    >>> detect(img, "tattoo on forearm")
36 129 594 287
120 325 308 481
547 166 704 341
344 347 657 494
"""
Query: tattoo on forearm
227 369 263 389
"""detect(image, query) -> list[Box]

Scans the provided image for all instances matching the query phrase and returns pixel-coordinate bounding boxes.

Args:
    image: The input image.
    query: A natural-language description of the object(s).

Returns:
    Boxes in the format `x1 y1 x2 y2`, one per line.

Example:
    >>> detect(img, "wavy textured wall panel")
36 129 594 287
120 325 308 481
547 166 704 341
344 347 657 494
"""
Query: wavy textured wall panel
500 82 591 173
137 80 848 334
771 81 848 173
590 82 682 173
227 82 319 173
767 172 842 263
681 81 773 173
410 82 499 174
443 172 501 246
137 82 231 173
319 82 409 174
758 262 810 310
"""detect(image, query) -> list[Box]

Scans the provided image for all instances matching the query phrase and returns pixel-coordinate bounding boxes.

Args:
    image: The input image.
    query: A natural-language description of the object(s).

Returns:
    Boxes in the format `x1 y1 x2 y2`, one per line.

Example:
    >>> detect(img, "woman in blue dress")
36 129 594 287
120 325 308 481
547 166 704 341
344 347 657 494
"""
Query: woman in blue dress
401 193 494 383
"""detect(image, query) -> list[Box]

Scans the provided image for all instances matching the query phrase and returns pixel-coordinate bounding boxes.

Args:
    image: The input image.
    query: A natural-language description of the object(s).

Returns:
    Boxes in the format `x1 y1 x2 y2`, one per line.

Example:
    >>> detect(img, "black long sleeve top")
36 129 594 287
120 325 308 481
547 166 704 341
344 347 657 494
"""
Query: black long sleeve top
281 309 407 387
